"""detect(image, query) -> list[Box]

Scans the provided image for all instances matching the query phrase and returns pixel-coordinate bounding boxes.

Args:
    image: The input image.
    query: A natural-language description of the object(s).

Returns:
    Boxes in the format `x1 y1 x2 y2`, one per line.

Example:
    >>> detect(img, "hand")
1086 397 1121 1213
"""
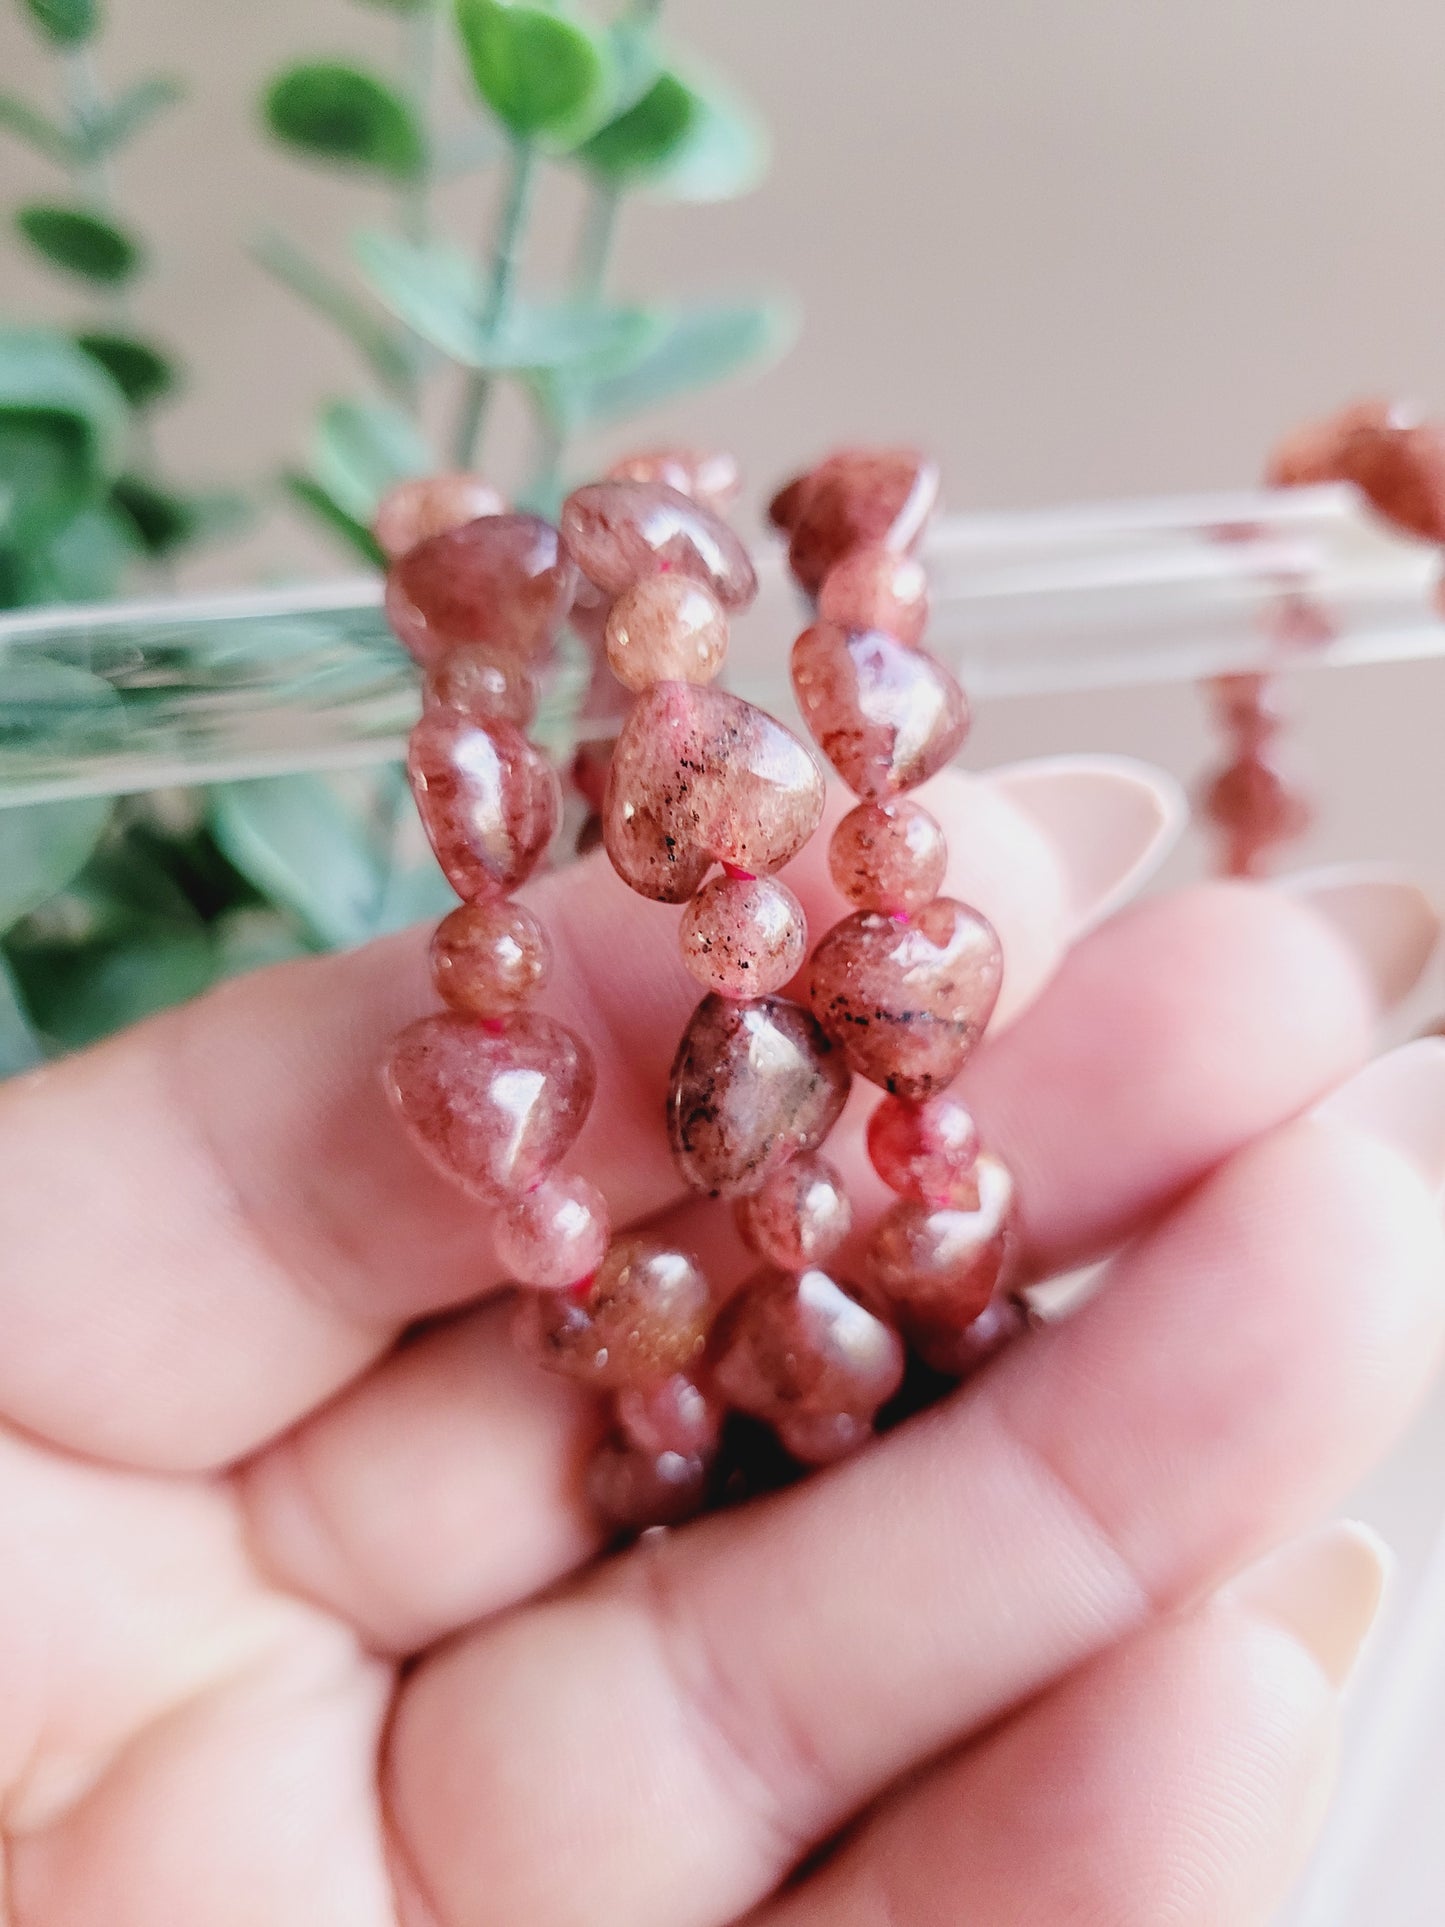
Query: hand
0 759 1440 1927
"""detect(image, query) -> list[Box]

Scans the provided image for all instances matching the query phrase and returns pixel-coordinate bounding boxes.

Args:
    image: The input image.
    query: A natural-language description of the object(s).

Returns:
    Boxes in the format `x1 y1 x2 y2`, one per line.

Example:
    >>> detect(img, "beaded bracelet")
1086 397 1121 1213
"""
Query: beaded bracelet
377 449 1023 1534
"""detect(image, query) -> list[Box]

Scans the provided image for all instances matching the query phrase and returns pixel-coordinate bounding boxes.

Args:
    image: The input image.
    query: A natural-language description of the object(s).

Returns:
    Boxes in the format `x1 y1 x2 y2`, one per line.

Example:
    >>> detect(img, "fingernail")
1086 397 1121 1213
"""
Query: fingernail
1229 1521 1392 1689
990 755 1187 935
1280 864 1440 1013
1314 1038 1445 1200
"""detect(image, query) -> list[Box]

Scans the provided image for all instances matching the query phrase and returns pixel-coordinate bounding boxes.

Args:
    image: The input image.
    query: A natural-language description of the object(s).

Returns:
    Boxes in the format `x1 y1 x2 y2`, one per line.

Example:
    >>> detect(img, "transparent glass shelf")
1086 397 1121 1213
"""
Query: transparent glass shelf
0 480 1440 807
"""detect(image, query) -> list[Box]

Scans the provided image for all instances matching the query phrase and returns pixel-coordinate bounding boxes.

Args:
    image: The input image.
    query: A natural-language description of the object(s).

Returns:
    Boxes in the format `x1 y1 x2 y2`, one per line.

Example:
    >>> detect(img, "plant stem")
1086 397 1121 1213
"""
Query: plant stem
452 137 538 468
400 7 438 249
571 183 620 304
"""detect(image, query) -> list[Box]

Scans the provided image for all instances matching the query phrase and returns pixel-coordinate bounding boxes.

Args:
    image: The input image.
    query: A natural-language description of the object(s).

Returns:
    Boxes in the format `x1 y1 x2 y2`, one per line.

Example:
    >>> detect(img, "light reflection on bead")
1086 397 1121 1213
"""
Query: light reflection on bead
430 900 551 1018
492 1174 610 1290
408 708 561 902
372 473 505 560
866 1091 981 1204
517 1236 713 1389
561 479 758 608
604 576 728 691
791 624 969 801
679 874 806 998
734 1152 851 1270
385 513 576 666
866 1152 1016 1335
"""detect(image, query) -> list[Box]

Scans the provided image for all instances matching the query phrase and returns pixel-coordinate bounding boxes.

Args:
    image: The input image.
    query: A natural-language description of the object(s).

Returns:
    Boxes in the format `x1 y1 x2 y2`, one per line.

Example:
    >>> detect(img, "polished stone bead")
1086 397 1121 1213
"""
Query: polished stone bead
605 681 825 903
616 1373 724 1459
866 1152 1016 1333
1269 398 1445 542
775 1410 874 1467
587 1438 710 1530
606 448 742 515
423 645 539 729
734 1151 852 1270
791 624 969 800
807 898 1003 1099
866 1091 981 1203
561 480 758 608
711 1266 906 1440
491 1173 610 1290
668 993 851 1197
906 1292 1027 1380
1204 672 1282 752
384 513 577 666
430 899 551 1017
372 473 505 560
385 1010 595 1201
605 576 728 691
818 544 929 645
679 874 807 998
516 1236 713 1388
828 800 948 916
770 448 939 595
408 708 561 901
1201 749 1312 878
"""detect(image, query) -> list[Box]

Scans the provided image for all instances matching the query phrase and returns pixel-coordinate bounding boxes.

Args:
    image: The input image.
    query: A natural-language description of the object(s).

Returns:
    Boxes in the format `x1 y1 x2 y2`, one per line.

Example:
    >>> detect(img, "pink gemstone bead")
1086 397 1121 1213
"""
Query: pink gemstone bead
423 645 539 730
372 473 505 560
491 1173 610 1290
1201 749 1312 878
668 993 852 1197
408 708 560 902
818 544 929 646
807 898 1003 1099
604 575 728 691
560 480 758 609
770 449 939 595
734 1151 852 1270
430 899 551 1017
776 1410 874 1467
1269 398 1445 542
384 513 577 666
791 624 970 800
616 1373 724 1459
385 1010 595 1201
679 874 806 998
517 1236 713 1388
1204 673 1283 752
605 681 825 903
866 1091 981 1204
908 1293 1027 1380
587 1438 710 1530
867 1151 1017 1333
711 1265 906 1432
828 800 948 916
606 448 742 516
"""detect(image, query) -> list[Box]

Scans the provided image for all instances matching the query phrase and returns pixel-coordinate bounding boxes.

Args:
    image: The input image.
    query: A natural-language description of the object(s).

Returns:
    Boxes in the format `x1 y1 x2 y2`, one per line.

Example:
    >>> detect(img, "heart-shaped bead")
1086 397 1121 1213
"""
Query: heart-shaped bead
408 708 561 902
668 993 851 1197
806 898 1002 1098
791 624 969 801
384 512 576 666
771 449 939 595
561 479 758 608
605 681 825 903
385 1010 595 1201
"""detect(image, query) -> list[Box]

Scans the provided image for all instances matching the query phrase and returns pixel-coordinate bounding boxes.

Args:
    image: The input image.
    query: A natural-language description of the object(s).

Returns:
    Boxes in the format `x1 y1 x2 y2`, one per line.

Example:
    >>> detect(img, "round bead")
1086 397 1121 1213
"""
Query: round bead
384 513 577 666
492 1174 610 1290
866 1091 981 1204
828 801 948 916
408 708 561 902
517 1236 713 1388
1201 749 1311 878
818 544 929 646
679 874 806 998
372 473 505 560
616 1373 723 1459
776 1410 873 1467
430 900 551 1018
711 1265 906 1428
423 645 539 729
604 576 728 691
1204 673 1281 752
735 1152 852 1270
791 624 969 800
560 479 758 609
587 1438 710 1530
909 1293 1027 1380
606 448 742 515
866 1152 1016 1333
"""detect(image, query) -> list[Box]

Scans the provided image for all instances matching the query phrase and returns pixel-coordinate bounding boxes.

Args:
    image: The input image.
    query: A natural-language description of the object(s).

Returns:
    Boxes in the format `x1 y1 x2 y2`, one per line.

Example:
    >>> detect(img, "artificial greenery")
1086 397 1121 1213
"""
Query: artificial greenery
0 0 787 1067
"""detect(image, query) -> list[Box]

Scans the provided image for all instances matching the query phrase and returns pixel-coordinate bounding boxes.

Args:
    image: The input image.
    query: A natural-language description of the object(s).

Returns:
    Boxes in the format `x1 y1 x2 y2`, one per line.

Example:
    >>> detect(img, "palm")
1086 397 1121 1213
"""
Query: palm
3 765 1440 1927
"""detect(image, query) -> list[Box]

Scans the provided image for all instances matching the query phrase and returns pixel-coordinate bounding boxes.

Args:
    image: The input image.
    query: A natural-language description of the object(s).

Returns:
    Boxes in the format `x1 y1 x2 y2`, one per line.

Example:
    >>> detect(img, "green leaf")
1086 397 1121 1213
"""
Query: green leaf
0 325 129 478
353 230 657 370
579 69 768 201
455 0 608 145
209 775 386 947
0 90 75 164
0 656 124 752
17 925 216 1050
109 475 194 555
538 298 796 431
16 205 143 286
283 474 386 568
78 74 184 160
0 956 44 1077
252 231 420 400
18 501 141 601
22 0 98 46
312 397 431 523
74 332 177 408
264 63 426 181
0 795 111 932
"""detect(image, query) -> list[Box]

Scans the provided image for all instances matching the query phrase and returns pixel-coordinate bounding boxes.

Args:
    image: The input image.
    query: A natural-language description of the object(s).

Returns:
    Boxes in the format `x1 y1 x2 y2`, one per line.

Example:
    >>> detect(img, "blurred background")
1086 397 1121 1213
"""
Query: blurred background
7 3 1445 1917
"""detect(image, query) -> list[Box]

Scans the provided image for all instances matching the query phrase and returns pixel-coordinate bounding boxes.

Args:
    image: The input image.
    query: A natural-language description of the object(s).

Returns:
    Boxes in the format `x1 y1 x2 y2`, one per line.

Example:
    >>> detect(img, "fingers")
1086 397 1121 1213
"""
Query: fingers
381 1044 1445 1927
0 759 1169 1471
240 871 1417 1654
745 1523 1387 1927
